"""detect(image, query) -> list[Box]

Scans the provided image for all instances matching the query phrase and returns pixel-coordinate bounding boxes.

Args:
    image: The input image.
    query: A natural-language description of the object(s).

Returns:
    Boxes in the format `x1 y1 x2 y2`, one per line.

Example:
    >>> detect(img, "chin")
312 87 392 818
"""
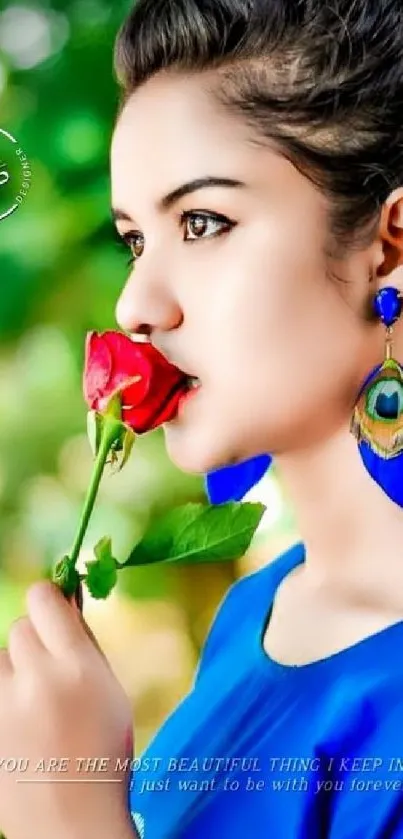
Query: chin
162 426 235 476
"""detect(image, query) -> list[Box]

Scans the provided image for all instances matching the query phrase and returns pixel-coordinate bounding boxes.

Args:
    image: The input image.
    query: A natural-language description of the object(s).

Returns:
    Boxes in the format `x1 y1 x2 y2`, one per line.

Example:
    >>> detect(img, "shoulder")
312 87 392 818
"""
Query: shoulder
193 541 304 684
205 540 304 638
329 673 403 836
362 669 403 737
221 540 305 607
326 655 403 769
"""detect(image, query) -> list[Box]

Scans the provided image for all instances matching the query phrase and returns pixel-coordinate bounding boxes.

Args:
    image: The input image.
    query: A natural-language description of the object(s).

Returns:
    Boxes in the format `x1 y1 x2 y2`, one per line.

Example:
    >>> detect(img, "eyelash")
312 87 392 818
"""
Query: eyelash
114 210 236 267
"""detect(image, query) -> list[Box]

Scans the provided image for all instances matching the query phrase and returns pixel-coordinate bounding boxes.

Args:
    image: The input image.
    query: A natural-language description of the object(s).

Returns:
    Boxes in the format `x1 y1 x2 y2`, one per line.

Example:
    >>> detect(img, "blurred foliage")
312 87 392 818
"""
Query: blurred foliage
0 0 205 596
0 0 299 771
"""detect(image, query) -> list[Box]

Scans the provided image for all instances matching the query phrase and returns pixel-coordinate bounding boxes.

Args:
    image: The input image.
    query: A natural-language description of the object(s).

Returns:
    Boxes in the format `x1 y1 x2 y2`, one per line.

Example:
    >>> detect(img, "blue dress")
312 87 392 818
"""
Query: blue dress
129 542 403 838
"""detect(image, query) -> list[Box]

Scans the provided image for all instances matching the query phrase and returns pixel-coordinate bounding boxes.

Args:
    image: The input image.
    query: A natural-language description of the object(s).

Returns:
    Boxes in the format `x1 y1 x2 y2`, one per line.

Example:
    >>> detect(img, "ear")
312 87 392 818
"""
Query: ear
376 188 403 278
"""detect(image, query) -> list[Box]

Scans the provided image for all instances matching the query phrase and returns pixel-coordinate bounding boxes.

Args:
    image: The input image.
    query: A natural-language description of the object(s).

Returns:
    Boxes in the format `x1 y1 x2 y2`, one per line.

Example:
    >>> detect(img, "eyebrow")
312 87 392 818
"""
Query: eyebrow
111 176 245 223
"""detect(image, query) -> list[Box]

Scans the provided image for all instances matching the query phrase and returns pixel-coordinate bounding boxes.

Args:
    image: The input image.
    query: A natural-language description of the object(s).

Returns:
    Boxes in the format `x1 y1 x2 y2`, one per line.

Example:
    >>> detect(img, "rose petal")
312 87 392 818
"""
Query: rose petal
83 330 189 433
83 332 113 407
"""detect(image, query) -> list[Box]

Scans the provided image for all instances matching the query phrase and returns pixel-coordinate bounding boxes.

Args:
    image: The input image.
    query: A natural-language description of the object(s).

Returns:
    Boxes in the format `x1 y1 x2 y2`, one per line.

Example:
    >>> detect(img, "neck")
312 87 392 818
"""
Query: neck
275 423 403 591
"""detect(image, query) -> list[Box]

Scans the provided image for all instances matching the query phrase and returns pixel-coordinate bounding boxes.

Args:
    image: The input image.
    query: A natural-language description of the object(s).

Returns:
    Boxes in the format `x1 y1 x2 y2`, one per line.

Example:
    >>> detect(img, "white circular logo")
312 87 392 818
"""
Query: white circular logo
0 127 32 221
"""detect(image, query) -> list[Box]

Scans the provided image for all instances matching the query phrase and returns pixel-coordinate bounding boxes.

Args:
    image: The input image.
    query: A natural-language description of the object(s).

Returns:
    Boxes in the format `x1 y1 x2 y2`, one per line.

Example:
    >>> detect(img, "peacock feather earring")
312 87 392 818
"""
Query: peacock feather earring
350 286 403 506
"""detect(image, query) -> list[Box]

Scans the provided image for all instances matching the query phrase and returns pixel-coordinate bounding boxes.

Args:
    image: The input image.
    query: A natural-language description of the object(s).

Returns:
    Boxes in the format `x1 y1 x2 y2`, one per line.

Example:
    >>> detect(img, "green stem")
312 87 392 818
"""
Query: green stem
69 417 123 567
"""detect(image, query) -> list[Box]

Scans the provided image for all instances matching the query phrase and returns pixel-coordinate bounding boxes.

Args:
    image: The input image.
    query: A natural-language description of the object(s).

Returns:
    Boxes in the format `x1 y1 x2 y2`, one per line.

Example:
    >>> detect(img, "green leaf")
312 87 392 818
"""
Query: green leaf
87 408 136 471
110 426 136 472
104 392 123 420
52 555 80 596
86 410 104 457
93 535 113 561
120 501 266 568
84 536 118 598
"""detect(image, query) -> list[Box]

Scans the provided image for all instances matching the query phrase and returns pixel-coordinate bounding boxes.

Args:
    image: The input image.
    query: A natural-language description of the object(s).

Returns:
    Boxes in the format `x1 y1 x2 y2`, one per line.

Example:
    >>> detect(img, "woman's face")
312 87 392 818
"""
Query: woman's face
110 70 383 475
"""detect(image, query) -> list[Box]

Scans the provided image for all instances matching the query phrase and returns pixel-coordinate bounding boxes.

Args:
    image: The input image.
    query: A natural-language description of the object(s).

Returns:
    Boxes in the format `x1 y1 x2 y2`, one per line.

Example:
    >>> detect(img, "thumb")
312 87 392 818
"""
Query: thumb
67 588 110 665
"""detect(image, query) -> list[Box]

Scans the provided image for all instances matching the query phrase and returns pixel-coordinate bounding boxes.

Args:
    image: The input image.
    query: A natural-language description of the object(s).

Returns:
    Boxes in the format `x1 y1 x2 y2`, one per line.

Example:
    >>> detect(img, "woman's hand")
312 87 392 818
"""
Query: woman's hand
0 580 136 839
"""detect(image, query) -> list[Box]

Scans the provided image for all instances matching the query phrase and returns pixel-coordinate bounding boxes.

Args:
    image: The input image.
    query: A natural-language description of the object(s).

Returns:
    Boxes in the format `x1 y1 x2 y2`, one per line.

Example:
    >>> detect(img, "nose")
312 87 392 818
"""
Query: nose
115 273 183 335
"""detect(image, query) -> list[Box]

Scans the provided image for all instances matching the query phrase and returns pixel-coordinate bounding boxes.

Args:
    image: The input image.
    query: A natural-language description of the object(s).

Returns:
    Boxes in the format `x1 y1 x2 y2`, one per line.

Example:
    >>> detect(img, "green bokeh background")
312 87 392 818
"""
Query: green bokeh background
0 0 298 774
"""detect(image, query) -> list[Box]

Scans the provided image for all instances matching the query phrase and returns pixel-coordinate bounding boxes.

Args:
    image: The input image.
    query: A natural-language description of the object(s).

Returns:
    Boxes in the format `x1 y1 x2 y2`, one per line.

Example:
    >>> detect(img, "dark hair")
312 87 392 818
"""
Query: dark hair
113 0 403 254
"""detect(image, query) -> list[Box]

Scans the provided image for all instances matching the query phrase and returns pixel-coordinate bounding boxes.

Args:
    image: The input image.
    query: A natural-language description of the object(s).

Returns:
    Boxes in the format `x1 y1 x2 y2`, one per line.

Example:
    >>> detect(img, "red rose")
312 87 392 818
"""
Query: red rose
83 331 189 433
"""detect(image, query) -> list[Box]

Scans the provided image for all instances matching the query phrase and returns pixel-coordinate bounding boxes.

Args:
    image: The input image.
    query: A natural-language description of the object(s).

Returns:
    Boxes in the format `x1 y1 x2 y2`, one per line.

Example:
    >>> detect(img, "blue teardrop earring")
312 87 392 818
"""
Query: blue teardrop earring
350 286 403 507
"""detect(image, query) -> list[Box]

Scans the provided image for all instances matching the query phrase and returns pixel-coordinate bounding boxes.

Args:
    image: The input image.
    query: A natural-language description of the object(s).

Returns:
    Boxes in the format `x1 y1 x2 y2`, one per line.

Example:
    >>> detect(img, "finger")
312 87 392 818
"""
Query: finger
69 598 110 666
8 615 47 671
65 587 107 660
0 647 13 679
74 581 84 612
66 582 84 615
26 581 87 658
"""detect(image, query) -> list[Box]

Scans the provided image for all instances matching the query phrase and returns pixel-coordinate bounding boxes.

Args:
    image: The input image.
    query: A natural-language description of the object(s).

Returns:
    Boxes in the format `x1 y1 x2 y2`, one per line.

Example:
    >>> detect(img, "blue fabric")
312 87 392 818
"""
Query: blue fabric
129 543 403 838
204 453 272 504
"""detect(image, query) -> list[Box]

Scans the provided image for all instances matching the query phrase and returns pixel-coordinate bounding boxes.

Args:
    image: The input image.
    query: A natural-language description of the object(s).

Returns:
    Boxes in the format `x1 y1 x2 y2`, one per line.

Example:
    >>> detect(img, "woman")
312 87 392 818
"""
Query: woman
111 0 403 836
0 1 402 838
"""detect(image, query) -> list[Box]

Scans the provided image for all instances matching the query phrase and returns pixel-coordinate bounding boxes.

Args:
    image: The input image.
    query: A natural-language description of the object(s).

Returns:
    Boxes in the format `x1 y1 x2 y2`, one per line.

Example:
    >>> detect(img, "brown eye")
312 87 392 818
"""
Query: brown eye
182 211 234 241
127 232 144 258
187 214 209 237
114 228 144 268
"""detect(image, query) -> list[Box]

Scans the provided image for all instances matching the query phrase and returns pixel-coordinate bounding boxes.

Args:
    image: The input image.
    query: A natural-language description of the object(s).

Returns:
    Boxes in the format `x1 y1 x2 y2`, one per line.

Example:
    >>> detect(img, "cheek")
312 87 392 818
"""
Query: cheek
205 272 361 433
217 219 327 336
203 251 324 388
188 219 360 412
